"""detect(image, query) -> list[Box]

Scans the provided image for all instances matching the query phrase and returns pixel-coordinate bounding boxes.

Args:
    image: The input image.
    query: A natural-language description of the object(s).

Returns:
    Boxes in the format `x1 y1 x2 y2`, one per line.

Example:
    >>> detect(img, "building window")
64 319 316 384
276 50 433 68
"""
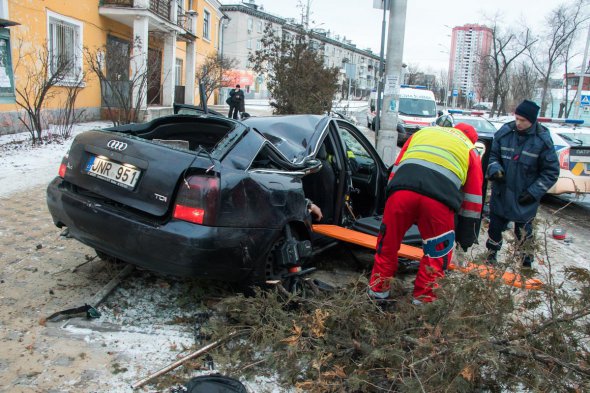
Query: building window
175 58 183 85
47 11 83 83
256 39 261 50
203 10 210 40
247 38 252 49
257 20 263 33
0 28 14 98
247 18 253 33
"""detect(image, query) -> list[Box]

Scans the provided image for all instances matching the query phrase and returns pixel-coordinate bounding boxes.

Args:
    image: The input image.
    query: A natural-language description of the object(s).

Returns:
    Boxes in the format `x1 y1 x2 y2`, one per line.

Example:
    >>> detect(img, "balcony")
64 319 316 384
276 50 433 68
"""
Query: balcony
176 3 197 41
99 0 194 39
101 0 170 19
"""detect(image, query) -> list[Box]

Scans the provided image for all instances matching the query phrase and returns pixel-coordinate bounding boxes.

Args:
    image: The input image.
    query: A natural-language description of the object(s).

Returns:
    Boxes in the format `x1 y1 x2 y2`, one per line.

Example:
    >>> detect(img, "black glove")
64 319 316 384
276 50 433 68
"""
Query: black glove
489 170 505 182
518 191 535 205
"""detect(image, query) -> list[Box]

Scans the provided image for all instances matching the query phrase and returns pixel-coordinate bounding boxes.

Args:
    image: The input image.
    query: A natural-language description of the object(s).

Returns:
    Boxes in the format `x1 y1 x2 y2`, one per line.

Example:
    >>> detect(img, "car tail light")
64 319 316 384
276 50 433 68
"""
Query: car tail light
58 154 69 178
173 175 219 225
558 147 570 170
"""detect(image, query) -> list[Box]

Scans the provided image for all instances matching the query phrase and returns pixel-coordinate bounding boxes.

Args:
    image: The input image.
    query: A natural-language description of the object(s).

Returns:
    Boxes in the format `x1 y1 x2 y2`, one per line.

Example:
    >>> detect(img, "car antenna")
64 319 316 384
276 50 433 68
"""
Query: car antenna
201 146 216 173
181 146 204 189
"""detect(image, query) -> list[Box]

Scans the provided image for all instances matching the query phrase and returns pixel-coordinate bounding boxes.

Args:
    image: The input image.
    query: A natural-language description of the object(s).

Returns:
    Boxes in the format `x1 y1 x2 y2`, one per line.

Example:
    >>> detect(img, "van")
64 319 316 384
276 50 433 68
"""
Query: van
397 85 437 145
366 86 437 143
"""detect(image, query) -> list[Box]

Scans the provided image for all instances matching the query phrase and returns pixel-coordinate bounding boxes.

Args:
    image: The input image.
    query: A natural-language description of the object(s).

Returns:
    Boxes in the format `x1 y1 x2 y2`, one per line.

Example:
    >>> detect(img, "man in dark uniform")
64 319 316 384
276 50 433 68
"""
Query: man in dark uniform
485 100 559 268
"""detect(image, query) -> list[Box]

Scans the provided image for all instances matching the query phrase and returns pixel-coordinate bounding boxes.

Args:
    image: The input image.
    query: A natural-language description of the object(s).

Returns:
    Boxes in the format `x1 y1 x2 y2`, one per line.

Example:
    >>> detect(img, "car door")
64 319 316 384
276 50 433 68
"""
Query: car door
334 120 389 219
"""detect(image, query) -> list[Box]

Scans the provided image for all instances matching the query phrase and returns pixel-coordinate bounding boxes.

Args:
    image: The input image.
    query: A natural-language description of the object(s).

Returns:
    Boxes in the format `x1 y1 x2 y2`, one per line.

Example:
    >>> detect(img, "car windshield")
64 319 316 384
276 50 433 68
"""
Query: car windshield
558 132 590 146
399 98 437 117
456 118 497 133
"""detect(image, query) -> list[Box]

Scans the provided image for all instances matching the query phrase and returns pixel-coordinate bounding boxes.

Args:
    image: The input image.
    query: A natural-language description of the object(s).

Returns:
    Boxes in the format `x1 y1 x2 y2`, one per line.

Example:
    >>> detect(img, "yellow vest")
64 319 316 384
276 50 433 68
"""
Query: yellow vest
399 127 474 185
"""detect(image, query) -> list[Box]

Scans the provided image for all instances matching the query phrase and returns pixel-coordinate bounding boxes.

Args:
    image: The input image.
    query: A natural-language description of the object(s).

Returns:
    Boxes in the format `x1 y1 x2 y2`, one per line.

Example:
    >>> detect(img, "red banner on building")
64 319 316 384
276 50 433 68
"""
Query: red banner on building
223 69 255 87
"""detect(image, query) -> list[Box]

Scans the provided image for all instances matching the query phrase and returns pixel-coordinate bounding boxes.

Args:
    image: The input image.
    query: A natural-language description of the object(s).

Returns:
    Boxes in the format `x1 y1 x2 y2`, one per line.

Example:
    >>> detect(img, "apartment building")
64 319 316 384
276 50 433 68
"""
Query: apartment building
0 0 223 135
219 0 380 100
448 24 492 103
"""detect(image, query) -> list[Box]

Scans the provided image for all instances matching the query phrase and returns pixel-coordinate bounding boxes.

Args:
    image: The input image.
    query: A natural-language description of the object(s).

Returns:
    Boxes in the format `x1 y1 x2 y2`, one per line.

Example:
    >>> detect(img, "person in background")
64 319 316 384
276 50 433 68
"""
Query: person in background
485 100 559 268
227 84 245 119
369 123 483 303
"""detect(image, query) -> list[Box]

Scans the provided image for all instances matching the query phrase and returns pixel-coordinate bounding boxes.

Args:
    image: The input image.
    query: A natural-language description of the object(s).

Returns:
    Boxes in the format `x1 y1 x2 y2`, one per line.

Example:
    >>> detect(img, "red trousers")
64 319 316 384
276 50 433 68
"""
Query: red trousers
369 190 455 302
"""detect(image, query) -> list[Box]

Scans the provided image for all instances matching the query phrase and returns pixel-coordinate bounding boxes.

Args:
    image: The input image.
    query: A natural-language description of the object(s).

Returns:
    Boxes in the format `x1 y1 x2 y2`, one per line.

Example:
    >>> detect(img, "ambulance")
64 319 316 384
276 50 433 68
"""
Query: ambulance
366 85 437 145
396 85 438 145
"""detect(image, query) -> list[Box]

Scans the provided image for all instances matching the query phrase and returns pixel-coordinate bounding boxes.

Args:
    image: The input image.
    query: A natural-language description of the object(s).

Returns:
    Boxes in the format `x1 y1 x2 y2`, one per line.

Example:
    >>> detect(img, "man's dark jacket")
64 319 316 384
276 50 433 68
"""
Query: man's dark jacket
486 120 559 222
229 89 245 112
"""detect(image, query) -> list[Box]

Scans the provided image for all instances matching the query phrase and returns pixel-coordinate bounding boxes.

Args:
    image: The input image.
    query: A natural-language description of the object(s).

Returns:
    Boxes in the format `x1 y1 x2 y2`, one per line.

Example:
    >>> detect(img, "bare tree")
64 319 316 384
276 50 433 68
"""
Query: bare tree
560 24 588 118
436 68 449 105
195 52 238 103
13 39 79 144
528 0 588 116
51 74 87 140
475 57 495 105
509 62 539 110
404 63 422 85
85 37 154 126
483 18 536 117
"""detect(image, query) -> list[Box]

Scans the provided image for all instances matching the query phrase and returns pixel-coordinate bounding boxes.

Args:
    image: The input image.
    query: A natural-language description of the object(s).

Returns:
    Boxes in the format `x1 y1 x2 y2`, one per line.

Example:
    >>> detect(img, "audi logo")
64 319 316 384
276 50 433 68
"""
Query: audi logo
107 140 128 151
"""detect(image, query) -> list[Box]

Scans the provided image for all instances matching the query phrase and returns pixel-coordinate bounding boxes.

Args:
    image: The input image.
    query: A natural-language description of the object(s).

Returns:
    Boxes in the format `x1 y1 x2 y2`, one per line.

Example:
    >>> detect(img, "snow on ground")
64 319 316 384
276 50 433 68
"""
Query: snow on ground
0 121 112 198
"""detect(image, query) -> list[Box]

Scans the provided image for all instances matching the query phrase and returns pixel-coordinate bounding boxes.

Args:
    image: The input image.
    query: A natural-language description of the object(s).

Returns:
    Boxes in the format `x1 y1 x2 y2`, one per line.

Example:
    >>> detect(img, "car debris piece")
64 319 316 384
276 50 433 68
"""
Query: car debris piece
131 330 248 390
552 227 567 240
46 304 101 322
45 264 134 323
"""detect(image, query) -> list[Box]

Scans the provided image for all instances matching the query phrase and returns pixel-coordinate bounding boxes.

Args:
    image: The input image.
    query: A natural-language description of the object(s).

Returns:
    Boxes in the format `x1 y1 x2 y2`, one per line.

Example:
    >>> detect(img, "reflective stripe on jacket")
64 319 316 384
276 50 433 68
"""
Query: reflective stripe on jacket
396 127 473 186
388 126 483 213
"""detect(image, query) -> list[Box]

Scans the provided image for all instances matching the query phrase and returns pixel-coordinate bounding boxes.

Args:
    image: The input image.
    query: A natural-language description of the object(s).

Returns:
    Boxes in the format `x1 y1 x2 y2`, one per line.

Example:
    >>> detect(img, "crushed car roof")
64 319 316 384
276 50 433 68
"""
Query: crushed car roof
243 115 330 163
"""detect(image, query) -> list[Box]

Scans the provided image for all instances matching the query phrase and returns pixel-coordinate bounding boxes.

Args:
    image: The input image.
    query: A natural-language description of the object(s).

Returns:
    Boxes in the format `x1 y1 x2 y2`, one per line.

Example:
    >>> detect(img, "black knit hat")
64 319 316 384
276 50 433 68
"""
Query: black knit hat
515 100 540 124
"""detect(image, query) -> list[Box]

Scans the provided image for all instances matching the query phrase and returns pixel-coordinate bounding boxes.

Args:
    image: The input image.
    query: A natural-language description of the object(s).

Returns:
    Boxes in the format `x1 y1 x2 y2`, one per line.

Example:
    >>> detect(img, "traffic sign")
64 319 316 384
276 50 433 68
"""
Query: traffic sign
452 89 458 97
468 91 474 99
580 94 590 106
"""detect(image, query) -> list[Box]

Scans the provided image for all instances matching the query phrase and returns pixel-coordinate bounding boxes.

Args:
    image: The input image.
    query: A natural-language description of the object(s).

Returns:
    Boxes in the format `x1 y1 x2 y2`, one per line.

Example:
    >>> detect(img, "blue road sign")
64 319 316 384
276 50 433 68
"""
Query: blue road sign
452 89 458 97
581 94 590 107
468 91 474 99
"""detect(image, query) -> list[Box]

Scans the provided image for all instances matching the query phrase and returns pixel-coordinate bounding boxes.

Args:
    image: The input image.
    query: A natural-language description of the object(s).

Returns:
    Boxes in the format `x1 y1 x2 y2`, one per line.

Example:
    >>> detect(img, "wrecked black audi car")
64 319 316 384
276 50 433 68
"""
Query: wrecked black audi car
46 104 398 286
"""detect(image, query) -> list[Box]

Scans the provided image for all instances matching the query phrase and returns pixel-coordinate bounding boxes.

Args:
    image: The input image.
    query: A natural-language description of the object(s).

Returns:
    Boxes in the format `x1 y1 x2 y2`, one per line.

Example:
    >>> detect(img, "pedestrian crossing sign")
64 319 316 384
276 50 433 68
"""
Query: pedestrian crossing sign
581 94 590 106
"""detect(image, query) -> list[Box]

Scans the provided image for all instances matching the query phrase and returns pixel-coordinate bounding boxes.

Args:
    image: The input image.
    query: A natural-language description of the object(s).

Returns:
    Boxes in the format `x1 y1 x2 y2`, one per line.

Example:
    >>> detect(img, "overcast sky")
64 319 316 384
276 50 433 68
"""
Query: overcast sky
231 0 589 74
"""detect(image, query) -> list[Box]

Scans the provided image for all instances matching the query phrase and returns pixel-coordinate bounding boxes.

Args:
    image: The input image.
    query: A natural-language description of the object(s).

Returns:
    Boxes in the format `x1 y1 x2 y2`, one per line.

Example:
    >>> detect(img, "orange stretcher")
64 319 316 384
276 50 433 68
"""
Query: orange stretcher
312 224 543 290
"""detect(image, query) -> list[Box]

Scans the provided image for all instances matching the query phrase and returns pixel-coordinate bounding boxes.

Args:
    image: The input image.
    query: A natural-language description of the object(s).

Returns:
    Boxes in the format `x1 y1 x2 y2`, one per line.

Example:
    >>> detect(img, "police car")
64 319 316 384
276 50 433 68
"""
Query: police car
539 118 590 195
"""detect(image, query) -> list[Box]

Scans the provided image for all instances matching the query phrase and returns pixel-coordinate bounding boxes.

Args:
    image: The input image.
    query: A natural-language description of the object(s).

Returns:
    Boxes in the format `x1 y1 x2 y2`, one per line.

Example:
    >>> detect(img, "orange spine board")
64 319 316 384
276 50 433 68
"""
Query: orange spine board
312 224 543 290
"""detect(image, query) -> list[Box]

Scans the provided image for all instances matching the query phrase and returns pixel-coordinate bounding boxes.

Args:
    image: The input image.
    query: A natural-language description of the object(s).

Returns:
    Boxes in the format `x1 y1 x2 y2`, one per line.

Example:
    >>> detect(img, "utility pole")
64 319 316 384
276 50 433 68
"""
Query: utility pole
376 0 407 166
375 0 388 137
573 23 590 119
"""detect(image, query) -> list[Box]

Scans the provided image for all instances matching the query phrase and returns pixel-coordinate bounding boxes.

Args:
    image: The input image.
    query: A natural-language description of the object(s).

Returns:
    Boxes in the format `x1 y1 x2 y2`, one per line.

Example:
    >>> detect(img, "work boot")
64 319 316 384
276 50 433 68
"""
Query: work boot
484 250 497 265
522 254 533 269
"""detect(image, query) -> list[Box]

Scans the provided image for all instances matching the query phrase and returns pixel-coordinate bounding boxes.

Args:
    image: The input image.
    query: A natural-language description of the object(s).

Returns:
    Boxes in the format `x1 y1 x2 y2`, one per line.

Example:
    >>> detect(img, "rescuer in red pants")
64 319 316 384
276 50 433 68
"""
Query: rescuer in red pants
369 123 483 303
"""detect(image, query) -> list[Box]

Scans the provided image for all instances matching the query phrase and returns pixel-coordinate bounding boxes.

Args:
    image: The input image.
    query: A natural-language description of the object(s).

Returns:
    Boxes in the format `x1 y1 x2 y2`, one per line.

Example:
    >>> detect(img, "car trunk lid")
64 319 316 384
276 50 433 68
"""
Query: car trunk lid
62 130 215 217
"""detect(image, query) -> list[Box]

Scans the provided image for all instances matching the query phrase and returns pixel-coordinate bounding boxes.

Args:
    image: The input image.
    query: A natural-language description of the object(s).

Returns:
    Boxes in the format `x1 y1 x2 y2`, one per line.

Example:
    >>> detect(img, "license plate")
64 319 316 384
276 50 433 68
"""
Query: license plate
85 156 141 189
